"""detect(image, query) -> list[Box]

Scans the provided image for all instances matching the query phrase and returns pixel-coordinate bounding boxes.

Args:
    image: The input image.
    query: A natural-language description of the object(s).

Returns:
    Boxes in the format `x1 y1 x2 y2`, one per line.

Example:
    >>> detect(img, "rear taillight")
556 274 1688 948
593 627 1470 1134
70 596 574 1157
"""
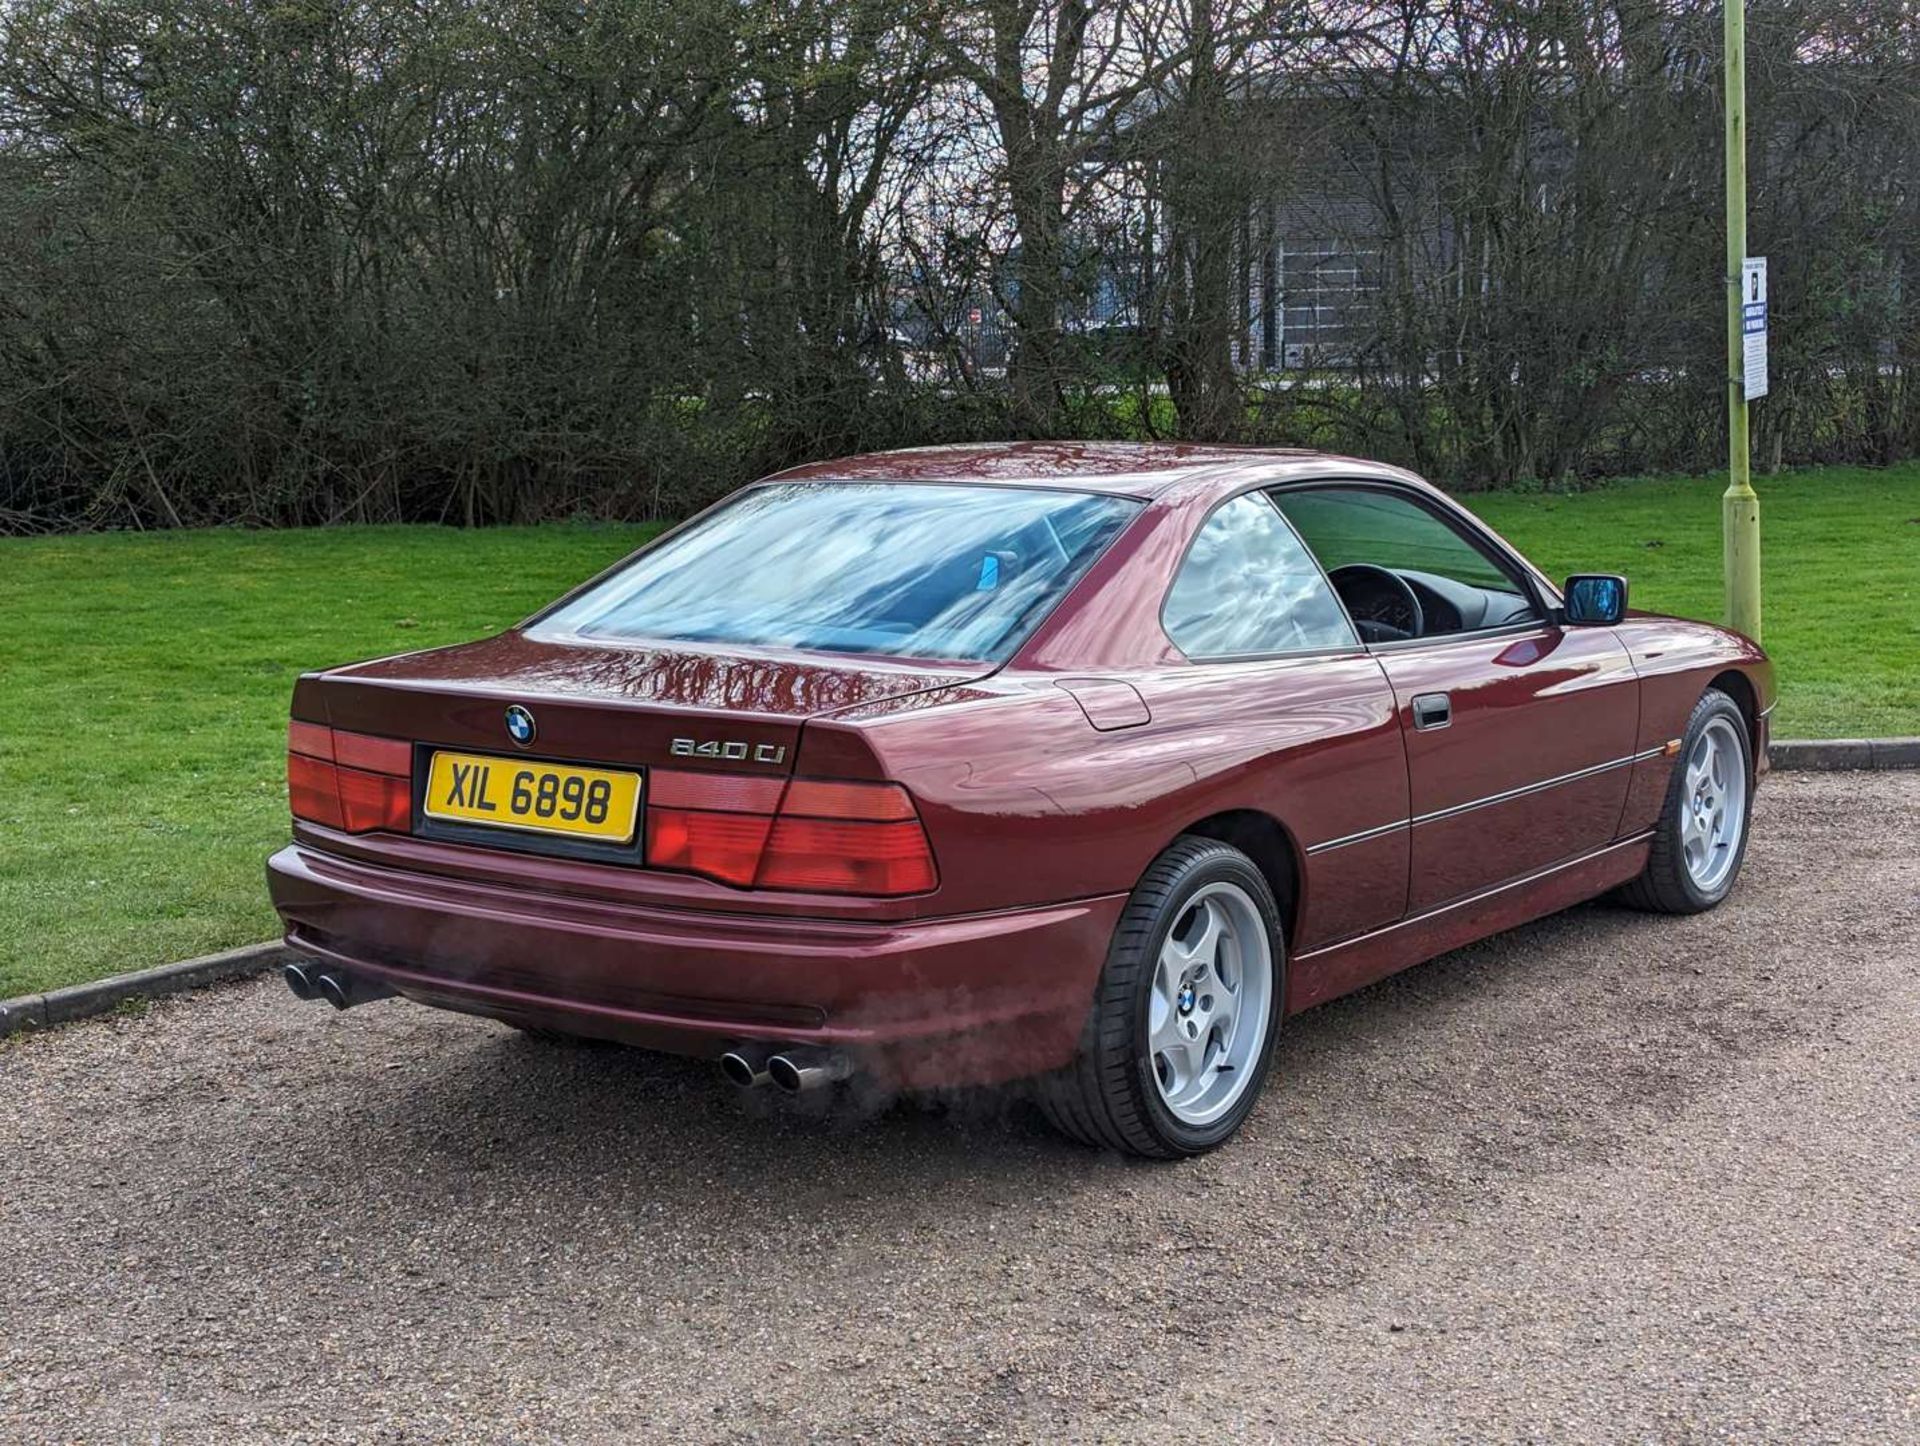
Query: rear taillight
645 808 775 886
287 751 345 829
288 723 411 834
645 771 936 896
758 817 938 895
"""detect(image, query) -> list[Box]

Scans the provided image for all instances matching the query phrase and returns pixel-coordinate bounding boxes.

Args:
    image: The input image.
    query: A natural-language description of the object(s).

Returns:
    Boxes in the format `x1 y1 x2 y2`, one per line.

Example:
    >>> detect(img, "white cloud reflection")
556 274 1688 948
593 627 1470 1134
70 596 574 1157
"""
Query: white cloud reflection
537 482 1137 662
1164 494 1357 657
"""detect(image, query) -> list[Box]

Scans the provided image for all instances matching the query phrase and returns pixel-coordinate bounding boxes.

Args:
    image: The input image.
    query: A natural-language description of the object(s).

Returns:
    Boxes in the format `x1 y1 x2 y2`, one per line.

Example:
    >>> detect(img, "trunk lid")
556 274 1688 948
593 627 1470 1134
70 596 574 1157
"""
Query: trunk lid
298 631 987 774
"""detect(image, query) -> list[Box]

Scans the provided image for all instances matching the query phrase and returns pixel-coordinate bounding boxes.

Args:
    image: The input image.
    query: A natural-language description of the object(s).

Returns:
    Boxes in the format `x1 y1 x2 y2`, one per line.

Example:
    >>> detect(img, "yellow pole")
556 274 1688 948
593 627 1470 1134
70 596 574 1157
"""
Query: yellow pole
1723 0 1761 640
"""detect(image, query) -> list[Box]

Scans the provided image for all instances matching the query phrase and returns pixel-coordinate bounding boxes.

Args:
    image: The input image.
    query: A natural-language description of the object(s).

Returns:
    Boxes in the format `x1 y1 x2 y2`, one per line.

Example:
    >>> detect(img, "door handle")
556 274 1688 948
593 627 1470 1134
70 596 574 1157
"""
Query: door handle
1412 692 1452 730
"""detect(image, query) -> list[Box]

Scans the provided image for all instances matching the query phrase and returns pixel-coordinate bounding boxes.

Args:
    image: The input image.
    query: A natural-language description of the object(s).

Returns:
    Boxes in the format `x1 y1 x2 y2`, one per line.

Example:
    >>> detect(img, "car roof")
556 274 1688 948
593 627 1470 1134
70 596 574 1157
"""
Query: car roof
766 441 1427 501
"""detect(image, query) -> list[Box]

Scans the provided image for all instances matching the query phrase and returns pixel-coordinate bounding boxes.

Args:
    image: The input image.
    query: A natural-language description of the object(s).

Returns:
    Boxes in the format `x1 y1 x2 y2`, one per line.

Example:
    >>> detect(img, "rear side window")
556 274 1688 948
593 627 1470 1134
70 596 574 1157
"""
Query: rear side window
1164 493 1358 657
531 481 1139 662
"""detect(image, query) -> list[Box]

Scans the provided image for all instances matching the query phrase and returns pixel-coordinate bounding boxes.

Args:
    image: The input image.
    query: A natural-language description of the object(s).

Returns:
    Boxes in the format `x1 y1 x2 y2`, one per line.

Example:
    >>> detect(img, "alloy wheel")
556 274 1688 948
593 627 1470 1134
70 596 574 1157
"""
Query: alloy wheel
1146 881 1274 1127
1680 715 1748 894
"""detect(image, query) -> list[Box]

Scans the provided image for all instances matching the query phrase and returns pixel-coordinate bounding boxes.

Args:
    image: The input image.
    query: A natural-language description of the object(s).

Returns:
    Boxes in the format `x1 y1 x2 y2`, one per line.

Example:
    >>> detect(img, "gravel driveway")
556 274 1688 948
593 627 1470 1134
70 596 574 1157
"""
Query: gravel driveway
2 771 1915 1443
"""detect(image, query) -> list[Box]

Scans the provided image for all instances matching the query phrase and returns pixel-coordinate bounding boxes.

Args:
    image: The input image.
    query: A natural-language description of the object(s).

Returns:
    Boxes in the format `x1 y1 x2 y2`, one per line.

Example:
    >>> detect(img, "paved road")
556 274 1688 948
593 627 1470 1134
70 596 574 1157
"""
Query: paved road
2 772 1915 1443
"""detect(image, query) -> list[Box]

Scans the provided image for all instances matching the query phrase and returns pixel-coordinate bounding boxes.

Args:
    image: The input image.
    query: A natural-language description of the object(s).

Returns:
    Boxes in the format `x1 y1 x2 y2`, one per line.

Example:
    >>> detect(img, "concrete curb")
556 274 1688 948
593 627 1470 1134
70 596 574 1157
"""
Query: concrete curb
0 941 293 1041
1770 737 1920 771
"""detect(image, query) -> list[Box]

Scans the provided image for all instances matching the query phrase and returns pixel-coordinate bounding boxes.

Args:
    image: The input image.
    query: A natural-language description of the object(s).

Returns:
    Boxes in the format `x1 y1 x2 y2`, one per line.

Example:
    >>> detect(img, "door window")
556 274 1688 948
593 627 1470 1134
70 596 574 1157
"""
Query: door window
1270 487 1540 642
1164 493 1358 658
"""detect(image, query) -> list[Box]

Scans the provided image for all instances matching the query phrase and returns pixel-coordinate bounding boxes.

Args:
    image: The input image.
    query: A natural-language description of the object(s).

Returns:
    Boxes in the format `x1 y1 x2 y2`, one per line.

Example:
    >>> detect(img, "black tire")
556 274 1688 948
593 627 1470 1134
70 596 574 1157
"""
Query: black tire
1616 687 1754 914
1035 837 1284 1159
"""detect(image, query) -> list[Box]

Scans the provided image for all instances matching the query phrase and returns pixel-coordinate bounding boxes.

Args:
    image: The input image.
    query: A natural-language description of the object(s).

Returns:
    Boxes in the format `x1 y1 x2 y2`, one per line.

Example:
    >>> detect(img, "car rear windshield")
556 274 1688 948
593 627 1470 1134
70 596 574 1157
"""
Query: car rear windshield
530 481 1140 662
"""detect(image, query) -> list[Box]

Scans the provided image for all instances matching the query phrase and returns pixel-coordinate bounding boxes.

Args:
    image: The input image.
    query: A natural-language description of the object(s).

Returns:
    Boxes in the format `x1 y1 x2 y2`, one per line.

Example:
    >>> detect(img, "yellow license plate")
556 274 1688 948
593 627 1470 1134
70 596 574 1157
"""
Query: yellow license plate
423 751 642 843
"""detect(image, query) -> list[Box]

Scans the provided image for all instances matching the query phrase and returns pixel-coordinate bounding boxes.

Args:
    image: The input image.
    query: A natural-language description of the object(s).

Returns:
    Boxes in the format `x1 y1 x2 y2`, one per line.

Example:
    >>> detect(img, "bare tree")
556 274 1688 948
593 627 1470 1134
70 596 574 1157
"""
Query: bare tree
0 0 1913 529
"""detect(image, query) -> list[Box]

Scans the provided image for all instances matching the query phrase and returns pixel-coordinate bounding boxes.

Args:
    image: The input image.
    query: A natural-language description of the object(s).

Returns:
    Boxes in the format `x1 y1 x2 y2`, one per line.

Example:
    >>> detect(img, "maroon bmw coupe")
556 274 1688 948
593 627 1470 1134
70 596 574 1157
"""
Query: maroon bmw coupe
269 443 1771 1156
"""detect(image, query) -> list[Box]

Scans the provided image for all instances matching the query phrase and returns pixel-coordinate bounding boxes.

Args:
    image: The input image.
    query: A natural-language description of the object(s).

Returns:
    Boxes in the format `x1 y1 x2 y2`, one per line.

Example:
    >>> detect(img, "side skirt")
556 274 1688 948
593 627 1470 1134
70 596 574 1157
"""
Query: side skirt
1285 831 1654 1014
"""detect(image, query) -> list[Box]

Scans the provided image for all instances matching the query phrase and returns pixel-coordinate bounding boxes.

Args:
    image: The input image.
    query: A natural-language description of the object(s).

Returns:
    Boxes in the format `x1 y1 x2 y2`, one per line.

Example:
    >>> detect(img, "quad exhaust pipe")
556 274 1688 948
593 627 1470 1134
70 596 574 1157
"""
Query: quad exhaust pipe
768 1047 852 1094
714 1044 771 1090
720 1043 851 1094
718 1044 775 1090
284 963 842 1084
283 960 394 1011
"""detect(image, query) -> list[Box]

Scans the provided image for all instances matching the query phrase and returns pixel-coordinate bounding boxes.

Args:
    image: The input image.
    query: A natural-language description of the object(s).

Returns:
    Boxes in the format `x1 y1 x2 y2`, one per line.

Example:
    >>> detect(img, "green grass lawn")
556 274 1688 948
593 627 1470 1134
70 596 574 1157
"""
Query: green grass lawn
1469 464 1919 739
1 523 657 999
2 463 1915 998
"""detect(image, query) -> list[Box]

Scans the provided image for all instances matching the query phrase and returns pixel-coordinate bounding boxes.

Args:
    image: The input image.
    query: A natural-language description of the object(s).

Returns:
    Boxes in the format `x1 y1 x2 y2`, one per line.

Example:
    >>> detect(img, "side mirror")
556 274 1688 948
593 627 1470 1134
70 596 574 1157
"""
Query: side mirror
1561 573 1628 626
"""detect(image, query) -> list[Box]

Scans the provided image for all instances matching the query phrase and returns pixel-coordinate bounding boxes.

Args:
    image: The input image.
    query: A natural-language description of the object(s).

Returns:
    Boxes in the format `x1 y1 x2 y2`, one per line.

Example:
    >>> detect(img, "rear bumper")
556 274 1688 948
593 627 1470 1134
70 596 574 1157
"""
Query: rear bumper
266 844 1121 1087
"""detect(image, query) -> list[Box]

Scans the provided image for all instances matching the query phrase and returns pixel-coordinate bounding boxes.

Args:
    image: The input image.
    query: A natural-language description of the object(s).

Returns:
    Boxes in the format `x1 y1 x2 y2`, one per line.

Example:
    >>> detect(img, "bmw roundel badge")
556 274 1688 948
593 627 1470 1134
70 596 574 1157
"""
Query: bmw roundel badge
504 705 537 747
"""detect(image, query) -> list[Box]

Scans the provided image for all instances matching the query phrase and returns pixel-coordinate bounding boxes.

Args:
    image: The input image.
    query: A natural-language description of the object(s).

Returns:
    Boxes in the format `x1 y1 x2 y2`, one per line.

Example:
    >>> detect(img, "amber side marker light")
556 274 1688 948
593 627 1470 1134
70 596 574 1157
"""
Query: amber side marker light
645 770 937 896
288 722 412 833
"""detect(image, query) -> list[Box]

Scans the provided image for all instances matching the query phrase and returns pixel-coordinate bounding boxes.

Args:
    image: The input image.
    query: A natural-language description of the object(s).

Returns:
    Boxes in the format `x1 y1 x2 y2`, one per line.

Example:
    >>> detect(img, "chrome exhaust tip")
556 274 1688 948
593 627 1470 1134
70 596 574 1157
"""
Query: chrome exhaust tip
767 1047 852 1094
719 1044 774 1090
283 962 319 1002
